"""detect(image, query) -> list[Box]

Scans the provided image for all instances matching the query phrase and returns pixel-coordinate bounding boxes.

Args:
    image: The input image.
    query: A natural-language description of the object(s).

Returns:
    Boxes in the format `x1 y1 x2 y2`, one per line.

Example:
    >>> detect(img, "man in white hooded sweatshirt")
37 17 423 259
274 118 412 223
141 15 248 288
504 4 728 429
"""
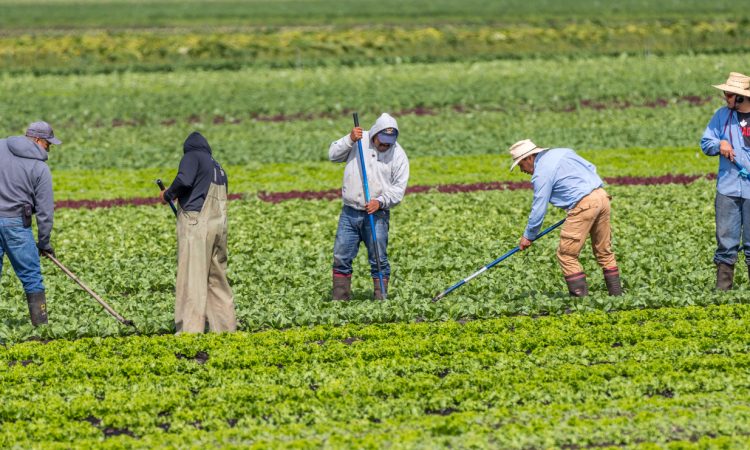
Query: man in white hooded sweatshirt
328 113 410 300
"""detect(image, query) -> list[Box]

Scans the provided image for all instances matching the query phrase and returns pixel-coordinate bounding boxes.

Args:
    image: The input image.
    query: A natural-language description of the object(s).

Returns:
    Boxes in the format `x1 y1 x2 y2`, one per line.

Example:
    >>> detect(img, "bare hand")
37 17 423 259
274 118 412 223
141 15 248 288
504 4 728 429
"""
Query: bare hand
519 236 532 251
350 127 363 142
720 140 736 162
366 199 381 214
159 189 167 203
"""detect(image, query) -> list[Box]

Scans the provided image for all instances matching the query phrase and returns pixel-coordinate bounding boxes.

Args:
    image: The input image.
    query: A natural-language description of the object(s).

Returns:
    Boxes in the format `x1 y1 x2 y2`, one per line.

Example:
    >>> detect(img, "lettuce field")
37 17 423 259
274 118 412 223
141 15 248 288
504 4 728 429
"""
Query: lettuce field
1 0 750 448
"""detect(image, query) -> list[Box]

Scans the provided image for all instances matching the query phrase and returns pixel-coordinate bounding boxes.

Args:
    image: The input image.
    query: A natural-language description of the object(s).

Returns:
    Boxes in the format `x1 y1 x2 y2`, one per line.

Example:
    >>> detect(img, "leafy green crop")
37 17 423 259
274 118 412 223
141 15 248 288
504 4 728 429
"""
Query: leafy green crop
51 146 714 201
0 180 740 342
2 20 748 75
0 304 748 448
0 54 730 132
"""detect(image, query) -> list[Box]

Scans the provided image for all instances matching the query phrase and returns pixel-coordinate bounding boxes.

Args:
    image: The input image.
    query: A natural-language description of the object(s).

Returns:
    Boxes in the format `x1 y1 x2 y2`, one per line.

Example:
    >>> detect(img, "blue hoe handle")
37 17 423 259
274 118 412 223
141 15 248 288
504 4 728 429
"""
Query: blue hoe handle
432 218 566 301
353 113 387 299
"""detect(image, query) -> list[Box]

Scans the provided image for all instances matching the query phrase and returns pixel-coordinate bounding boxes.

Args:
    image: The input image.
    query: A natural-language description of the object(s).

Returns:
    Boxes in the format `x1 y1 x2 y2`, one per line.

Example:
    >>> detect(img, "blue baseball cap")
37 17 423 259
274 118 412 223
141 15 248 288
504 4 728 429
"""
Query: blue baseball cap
377 127 398 145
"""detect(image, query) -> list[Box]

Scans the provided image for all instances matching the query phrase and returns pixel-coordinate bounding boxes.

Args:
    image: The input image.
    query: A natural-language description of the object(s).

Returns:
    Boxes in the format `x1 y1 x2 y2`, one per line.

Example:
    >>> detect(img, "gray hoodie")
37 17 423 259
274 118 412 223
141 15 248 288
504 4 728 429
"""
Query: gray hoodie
328 113 410 210
0 136 54 249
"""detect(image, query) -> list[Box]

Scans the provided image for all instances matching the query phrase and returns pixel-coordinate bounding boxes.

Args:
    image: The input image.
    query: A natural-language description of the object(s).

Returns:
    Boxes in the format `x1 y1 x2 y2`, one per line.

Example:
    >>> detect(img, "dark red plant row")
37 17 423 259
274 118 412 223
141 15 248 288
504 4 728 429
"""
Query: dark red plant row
96 96 712 128
55 174 715 210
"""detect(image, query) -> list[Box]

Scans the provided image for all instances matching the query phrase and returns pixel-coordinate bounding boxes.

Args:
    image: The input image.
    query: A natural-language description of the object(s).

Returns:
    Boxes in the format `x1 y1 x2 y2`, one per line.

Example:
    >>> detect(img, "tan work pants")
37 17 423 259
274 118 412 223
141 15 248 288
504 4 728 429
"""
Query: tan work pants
557 188 618 276
175 183 237 333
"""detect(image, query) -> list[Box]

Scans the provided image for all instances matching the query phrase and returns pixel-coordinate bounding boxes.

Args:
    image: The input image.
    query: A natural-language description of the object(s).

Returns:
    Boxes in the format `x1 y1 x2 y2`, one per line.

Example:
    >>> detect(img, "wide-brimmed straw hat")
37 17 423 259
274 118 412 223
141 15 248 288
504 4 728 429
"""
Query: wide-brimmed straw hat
713 72 750 97
509 139 547 171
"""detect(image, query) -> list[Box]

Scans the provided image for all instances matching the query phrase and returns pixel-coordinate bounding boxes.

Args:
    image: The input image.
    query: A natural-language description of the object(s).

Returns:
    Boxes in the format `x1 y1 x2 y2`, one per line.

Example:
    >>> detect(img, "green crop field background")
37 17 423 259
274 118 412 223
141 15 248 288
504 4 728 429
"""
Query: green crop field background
1 0 750 448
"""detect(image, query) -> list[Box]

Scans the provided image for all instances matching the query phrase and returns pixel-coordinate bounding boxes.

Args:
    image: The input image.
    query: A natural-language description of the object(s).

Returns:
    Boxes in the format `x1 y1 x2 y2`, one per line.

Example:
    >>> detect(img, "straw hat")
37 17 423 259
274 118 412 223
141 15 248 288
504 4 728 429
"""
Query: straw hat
713 72 750 97
509 139 548 171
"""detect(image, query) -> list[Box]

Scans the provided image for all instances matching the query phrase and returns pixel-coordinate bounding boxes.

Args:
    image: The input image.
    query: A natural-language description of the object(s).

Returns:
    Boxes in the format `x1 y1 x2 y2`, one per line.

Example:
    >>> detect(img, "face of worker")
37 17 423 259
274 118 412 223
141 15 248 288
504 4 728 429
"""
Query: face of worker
373 135 391 153
518 155 535 175
34 138 52 152
725 91 739 109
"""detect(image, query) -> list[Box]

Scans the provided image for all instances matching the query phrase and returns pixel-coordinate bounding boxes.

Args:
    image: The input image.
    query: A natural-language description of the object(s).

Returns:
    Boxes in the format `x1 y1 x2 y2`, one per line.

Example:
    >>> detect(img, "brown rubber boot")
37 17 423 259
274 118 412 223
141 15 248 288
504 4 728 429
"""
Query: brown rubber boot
564 272 588 297
603 267 623 296
716 263 734 291
332 275 352 301
373 278 389 300
26 292 48 326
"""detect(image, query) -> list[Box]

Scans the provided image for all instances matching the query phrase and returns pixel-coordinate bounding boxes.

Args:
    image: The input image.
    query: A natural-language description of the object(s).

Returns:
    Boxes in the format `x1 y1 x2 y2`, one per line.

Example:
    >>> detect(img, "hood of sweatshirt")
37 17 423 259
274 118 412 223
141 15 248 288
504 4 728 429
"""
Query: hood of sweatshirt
183 131 212 154
369 113 399 144
6 136 48 162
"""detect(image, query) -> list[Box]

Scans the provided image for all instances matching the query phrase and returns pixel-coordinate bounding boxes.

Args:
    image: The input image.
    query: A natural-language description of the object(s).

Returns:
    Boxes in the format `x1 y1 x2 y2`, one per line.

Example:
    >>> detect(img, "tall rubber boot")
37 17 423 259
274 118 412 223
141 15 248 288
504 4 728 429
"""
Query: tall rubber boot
332 275 352 301
603 267 623 296
26 292 48 326
716 263 734 291
373 278 389 300
564 272 588 297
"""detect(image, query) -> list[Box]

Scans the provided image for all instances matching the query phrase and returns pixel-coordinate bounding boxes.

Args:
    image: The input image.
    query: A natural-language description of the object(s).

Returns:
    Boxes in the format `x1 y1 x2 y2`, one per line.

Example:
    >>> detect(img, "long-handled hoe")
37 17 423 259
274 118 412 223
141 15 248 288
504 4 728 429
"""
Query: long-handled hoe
353 112 387 300
45 254 136 328
432 219 565 302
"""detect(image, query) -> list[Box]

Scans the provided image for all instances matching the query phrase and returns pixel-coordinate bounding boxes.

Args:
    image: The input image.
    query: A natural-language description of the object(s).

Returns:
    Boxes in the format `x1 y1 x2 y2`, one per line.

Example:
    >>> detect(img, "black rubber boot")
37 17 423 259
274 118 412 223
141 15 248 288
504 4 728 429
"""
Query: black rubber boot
564 272 588 297
332 275 352 301
603 267 623 296
26 292 48 326
716 263 734 291
373 278 389 300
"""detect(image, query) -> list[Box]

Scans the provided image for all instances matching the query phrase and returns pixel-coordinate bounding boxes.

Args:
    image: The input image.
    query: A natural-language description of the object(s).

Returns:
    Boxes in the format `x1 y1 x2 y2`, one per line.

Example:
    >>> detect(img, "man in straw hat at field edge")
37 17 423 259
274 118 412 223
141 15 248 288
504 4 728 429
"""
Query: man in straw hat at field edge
509 139 622 297
701 72 750 290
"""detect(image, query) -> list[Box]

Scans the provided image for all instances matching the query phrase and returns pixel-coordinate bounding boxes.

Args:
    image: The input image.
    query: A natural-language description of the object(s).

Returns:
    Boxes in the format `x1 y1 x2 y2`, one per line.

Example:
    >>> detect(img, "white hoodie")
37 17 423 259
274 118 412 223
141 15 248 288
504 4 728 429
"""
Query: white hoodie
328 113 410 210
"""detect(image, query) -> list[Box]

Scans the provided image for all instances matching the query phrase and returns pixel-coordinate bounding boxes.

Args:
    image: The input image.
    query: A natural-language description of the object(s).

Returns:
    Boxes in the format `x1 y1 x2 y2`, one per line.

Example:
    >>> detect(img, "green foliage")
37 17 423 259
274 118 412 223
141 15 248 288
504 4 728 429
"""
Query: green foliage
0 0 743 30
51 146 714 201
0 180 737 341
0 54 729 132
0 305 749 447
2 21 749 75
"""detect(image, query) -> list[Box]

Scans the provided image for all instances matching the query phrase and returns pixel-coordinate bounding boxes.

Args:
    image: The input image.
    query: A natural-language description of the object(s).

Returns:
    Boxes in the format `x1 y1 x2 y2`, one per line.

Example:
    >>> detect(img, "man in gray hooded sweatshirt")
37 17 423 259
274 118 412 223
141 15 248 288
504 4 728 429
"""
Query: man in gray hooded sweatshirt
329 113 410 300
0 121 60 326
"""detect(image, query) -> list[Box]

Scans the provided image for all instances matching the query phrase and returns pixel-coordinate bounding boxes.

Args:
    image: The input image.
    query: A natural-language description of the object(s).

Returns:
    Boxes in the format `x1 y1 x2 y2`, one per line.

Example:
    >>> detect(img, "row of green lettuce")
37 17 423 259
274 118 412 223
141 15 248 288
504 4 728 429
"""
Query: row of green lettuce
0 181 738 342
0 0 740 30
53 146 715 201
0 304 748 448
41 104 719 172
3 20 747 75
0 53 731 134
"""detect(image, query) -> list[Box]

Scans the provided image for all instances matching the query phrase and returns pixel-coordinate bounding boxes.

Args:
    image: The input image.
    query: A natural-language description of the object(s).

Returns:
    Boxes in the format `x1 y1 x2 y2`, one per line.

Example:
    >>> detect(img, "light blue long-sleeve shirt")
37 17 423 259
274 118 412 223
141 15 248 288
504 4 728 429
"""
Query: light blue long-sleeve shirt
524 148 603 240
700 106 750 199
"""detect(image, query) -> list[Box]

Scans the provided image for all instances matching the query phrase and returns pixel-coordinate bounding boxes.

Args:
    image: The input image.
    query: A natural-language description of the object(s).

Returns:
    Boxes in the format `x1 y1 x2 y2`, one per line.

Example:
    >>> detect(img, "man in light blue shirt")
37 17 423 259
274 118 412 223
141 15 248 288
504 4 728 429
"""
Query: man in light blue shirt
510 139 622 297
700 72 750 290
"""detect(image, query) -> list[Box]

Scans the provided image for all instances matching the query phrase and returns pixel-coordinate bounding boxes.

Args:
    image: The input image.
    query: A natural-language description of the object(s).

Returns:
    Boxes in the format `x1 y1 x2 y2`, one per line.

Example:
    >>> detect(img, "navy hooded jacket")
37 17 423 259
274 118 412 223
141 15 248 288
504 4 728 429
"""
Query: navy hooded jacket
164 132 228 212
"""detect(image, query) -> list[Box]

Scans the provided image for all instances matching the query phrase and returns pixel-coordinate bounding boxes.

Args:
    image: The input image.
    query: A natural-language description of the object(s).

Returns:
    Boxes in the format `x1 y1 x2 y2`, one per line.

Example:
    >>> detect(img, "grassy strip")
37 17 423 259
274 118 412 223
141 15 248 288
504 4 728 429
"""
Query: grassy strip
2 21 748 75
0 305 748 447
52 147 715 201
0 0 739 29
0 181 738 341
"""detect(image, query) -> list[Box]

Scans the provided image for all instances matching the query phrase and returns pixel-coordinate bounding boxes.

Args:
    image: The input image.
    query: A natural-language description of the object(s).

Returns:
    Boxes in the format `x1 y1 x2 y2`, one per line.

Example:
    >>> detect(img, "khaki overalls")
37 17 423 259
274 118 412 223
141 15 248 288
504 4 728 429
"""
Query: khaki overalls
175 169 236 333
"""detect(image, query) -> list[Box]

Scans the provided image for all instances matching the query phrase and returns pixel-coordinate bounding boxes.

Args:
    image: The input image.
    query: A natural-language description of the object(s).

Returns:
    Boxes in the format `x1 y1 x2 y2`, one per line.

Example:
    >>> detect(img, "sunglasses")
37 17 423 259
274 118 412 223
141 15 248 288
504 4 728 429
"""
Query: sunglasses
724 91 737 98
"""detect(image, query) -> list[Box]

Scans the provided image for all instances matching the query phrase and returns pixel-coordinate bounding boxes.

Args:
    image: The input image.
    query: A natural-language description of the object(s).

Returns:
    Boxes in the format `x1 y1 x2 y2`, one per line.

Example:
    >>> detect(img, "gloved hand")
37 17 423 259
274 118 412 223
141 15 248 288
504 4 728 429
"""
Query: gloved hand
739 168 750 180
37 243 55 258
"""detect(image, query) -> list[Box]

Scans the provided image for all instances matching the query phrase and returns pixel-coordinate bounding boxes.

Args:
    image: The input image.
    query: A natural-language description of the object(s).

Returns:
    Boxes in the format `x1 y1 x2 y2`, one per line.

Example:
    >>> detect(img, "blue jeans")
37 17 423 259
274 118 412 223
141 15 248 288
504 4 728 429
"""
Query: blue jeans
0 217 45 293
714 193 750 266
333 206 390 278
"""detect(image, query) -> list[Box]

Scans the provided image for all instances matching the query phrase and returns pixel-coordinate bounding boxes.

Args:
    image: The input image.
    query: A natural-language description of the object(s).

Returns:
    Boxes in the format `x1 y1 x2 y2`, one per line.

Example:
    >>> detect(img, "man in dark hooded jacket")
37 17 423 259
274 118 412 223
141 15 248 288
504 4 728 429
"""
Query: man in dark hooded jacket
159 132 237 333
0 121 61 326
